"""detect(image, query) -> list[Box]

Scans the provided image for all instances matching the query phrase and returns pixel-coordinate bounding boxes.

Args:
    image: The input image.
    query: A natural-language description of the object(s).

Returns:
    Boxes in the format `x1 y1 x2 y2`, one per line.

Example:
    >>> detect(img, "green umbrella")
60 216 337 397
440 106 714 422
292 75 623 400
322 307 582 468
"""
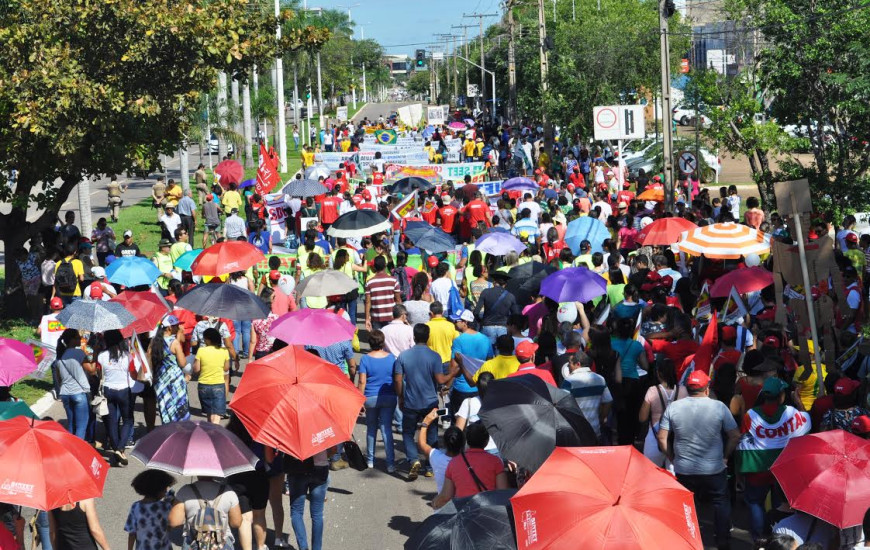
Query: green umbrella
0 401 38 421
174 248 203 271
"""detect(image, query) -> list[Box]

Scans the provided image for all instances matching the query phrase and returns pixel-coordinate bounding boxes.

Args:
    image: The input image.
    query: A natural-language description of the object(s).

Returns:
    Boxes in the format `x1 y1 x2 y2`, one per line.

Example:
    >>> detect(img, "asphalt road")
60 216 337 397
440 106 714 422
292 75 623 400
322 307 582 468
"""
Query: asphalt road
351 101 415 124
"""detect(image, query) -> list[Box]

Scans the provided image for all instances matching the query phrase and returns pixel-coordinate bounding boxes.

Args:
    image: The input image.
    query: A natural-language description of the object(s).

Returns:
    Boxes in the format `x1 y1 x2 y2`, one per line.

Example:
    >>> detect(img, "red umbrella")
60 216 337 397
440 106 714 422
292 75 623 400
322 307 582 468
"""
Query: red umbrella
771 430 870 528
229 346 364 460
638 217 698 246
214 159 244 187
709 266 774 298
112 290 171 337
191 241 265 276
0 417 109 510
511 446 702 549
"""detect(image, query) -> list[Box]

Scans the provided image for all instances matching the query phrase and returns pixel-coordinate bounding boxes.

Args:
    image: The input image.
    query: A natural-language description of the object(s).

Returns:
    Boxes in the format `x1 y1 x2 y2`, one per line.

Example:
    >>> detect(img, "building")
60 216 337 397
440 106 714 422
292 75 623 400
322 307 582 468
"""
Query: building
384 55 410 78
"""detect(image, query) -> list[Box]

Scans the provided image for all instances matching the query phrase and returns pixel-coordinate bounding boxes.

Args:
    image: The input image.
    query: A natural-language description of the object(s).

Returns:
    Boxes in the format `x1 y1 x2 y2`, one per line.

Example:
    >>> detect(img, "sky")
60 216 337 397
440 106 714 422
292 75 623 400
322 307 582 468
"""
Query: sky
310 0 502 56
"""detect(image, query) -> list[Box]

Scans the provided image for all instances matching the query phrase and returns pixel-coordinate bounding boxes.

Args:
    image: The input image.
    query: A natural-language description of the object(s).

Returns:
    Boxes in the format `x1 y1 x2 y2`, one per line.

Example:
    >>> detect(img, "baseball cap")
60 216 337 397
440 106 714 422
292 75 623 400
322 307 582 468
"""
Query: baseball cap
162 314 182 327
269 269 281 282
835 377 861 396
761 377 789 395
450 309 475 323
88 284 103 299
618 201 628 209
640 216 654 229
686 370 711 389
852 415 870 434
427 256 440 268
846 232 859 243
123 230 133 238
515 340 539 359
721 325 737 343
158 238 172 248
230 207 239 214
91 266 105 279
50 297 63 310
763 335 781 348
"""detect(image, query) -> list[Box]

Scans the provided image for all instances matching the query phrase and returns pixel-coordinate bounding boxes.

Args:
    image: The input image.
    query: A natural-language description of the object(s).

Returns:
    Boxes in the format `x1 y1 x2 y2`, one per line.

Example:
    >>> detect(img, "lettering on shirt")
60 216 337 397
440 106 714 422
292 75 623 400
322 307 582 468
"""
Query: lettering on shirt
753 412 806 439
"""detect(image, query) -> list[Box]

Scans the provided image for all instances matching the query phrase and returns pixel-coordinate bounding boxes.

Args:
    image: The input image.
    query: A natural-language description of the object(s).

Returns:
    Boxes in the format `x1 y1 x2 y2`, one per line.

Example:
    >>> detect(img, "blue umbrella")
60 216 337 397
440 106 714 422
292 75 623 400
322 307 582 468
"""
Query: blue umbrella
565 216 610 255
174 249 203 271
539 267 607 303
404 221 457 254
106 256 160 287
239 178 256 190
475 232 526 256
502 177 537 192
421 125 435 139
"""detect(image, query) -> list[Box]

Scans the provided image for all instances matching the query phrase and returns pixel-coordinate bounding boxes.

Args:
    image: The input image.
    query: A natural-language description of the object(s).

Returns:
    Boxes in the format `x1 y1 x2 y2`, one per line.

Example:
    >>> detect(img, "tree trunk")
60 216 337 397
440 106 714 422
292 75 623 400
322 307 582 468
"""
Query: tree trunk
242 81 254 169
217 72 229 159
78 177 93 258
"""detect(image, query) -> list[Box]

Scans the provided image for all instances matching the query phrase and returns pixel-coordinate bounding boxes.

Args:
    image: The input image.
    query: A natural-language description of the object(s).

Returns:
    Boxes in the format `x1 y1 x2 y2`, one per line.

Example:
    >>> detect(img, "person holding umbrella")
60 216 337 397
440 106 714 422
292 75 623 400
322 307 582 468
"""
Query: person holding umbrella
48 498 112 550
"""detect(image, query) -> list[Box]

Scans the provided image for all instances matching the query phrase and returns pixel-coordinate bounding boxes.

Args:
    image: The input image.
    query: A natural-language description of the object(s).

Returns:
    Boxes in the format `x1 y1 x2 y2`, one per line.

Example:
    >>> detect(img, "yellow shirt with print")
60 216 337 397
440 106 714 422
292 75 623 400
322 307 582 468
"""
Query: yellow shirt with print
474 354 520 382
165 185 182 208
196 346 230 385
427 317 459 363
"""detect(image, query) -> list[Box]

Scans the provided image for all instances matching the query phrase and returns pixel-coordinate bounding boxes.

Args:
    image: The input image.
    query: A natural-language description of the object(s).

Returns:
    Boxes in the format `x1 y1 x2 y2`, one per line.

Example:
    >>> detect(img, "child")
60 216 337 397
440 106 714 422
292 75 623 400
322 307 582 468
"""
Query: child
727 184 741 220
712 197 722 220
125 470 176 550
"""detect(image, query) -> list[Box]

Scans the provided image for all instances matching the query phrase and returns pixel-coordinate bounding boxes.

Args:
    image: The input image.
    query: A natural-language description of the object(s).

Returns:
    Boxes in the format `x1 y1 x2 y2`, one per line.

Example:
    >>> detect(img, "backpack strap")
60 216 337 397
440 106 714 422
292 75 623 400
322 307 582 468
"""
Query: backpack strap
460 451 488 493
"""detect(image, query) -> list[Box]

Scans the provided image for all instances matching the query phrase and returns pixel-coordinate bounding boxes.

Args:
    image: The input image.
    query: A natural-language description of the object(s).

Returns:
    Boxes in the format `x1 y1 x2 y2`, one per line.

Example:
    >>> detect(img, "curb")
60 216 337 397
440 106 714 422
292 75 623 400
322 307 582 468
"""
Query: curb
31 391 56 418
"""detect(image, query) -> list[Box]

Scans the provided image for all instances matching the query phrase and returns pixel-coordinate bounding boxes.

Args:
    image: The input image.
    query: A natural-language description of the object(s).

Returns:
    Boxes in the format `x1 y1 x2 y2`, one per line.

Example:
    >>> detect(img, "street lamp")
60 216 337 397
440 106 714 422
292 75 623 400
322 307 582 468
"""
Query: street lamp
457 54 496 121
358 21 373 103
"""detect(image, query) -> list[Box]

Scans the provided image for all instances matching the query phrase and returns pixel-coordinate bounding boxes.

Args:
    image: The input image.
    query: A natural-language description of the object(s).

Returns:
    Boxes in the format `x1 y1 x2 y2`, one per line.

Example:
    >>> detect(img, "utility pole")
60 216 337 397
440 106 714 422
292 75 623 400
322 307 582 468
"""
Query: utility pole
217 72 228 159
274 0 288 172
463 12 498 119
537 0 553 155
453 35 459 105
452 24 476 108
507 0 518 124
659 0 676 212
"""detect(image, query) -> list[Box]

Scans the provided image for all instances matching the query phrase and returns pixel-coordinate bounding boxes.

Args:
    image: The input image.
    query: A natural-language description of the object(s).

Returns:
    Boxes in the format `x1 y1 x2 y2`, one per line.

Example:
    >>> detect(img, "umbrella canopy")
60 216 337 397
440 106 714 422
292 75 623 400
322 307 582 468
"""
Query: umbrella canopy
111 291 171 338
771 430 870 528
475 233 526 256
304 165 331 180
479 375 597 473
539 267 607 303
214 159 244 187
502 177 538 192
405 221 457 254
390 177 434 195
0 401 37 421
191 241 266 276
282 179 330 198
709 266 774 298
0 337 37 386
105 255 161 287
637 186 665 201
173 248 203 271
0 417 109 510
239 178 256 189
565 216 610 255
464 118 475 126
678 222 771 260
511 447 702 549
408 490 518 550
229 346 365 460
56 300 136 333
448 121 467 130
269 309 356 347
131 420 258 477
295 270 358 298
327 210 392 238
506 262 558 308
175 283 269 320
638 217 698 246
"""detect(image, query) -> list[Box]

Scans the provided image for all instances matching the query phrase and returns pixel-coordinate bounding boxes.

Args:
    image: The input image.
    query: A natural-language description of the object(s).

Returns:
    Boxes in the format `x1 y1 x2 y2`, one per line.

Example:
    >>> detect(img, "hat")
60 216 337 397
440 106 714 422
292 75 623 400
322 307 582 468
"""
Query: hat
515 340 539 359
652 175 662 183
165 204 174 210
427 256 440 268
123 230 133 238
761 377 789 395
834 377 861 396
846 232 859 243
763 335 781 348
88 284 103 299
158 239 172 248
269 269 281 281
205 195 213 202
79 241 92 250
851 415 870 434
362 190 372 200
721 325 737 343
579 239 591 251
640 216 654 229
617 201 628 209
450 309 475 323
162 314 182 327
50 297 63 310
230 207 239 214
686 370 711 389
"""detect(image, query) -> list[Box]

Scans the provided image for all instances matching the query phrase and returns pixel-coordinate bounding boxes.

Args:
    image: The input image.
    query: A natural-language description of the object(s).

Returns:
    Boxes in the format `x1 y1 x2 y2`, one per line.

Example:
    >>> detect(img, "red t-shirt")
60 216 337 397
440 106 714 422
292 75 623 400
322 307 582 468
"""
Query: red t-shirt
542 241 566 263
462 199 491 228
359 202 377 211
421 205 438 225
439 205 458 233
372 173 385 186
507 364 557 386
651 339 699 379
617 190 635 205
569 172 586 189
445 449 504 497
351 194 364 207
320 196 341 224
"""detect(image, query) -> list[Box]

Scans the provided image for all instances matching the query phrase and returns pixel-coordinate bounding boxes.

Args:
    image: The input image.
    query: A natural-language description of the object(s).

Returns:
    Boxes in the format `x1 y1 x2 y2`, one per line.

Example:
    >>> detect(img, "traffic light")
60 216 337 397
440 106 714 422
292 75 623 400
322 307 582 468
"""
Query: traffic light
305 88 311 100
415 49 426 70
663 0 676 17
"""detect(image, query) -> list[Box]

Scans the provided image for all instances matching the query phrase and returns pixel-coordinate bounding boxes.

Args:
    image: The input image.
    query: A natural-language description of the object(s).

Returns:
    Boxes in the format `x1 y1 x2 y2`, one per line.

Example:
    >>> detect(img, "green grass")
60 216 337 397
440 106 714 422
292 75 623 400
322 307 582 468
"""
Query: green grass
0 318 52 405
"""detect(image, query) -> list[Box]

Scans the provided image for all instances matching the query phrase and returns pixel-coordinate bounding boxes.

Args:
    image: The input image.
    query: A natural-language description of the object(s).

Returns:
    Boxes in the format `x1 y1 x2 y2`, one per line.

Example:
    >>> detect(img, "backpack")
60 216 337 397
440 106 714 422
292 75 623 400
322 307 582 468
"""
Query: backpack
189 484 231 550
393 267 411 301
447 283 464 319
55 259 78 294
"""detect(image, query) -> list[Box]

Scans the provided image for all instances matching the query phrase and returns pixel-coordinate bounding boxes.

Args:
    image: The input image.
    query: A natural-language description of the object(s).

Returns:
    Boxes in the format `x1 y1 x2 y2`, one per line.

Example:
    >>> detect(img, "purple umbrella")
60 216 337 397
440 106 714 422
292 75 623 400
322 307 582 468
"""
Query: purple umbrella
269 309 356 347
464 118 475 126
502 177 538 192
0 338 37 386
539 267 607 303
239 178 256 189
131 420 258 477
475 232 527 256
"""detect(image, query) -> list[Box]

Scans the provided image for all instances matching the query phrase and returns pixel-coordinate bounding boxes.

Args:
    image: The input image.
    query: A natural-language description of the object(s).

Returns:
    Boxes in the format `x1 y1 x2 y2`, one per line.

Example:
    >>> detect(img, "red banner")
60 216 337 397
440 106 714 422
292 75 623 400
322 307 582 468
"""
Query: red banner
256 144 281 196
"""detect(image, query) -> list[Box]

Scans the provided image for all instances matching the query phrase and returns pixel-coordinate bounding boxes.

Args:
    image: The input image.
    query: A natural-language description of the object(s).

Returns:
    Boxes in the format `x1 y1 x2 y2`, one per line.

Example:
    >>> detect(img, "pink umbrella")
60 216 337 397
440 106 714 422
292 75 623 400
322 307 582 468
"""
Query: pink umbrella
710 266 774 298
131 420 258 477
214 159 244 188
448 121 466 131
0 338 37 386
269 309 356 347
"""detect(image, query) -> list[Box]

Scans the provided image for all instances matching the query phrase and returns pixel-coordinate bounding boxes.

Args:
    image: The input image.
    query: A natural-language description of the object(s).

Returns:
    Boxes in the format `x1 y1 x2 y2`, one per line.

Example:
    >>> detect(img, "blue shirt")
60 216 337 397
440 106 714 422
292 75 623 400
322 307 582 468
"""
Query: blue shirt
451 331 493 393
610 337 644 379
248 231 271 254
358 353 397 398
393 344 444 410
512 218 539 240
176 195 197 217
307 340 354 374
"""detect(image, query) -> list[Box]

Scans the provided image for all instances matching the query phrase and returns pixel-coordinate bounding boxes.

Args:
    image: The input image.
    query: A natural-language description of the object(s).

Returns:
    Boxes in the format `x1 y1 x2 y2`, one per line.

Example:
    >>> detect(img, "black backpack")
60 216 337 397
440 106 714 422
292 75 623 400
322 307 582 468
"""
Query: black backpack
55 259 78 294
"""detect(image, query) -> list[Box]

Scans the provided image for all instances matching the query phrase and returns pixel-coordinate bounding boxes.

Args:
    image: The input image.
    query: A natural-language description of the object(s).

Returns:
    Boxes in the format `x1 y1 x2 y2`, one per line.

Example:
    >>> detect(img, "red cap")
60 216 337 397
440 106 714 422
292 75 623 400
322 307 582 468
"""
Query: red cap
89 283 103 299
567 184 575 192
721 325 737 343
686 370 711 389
269 269 281 281
846 232 859 243
835 377 861 396
763 335 781 348
852 415 870 434
363 190 372 200
50 297 63 310
516 340 539 359
427 256 440 268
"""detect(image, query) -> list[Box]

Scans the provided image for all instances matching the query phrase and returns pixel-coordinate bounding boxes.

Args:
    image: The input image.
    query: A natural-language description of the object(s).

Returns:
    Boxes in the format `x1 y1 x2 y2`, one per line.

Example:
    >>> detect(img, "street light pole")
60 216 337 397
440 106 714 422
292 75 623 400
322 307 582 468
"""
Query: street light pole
457 54 495 123
274 0 288 172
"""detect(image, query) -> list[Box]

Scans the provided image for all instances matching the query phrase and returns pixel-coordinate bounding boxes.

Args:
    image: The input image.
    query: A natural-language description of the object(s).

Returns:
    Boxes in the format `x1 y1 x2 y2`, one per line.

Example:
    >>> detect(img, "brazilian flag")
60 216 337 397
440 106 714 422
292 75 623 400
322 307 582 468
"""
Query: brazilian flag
375 129 398 145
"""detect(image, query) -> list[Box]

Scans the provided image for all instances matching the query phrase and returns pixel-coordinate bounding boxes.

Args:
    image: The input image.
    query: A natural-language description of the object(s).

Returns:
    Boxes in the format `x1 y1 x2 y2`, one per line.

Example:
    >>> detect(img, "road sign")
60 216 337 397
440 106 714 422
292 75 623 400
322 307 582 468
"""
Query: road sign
593 105 646 141
677 150 698 175
336 106 348 122
467 84 479 98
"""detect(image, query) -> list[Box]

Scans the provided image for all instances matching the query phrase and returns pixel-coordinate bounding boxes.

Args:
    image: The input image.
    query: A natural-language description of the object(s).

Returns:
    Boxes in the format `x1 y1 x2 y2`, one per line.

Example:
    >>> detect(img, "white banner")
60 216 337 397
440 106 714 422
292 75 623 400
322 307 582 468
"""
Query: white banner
361 136 420 147
427 105 445 125
336 106 348 122
314 151 430 171
266 192 288 244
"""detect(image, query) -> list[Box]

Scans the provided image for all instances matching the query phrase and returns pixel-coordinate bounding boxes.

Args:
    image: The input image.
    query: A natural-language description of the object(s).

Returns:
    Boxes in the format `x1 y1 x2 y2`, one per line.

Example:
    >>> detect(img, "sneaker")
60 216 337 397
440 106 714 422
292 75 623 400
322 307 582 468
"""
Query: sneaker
367 460 374 469
408 460 421 481
330 458 349 471
273 537 289 548
387 464 396 474
424 469 434 478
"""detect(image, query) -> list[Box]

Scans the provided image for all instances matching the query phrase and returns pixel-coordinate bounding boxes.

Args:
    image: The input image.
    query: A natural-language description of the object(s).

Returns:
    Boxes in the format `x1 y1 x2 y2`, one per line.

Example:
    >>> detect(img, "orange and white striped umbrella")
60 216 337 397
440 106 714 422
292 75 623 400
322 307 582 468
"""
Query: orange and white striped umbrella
677 222 771 259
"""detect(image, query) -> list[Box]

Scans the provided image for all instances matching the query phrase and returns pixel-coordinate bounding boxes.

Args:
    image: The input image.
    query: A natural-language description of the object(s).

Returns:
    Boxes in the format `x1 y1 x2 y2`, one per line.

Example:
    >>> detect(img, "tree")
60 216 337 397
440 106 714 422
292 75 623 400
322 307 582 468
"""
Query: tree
407 71 431 99
0 0 284 309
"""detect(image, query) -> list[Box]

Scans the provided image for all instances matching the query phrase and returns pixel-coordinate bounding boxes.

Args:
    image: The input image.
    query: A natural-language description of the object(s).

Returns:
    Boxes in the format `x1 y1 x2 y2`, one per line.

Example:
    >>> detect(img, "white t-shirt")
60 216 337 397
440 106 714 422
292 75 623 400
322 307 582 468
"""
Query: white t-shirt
455 397 498 452
39 313 65 350
160 213 182 236
176 480 240 542
518 200 542 223
97 350 134 391
592 201 612 221
430 277 454 308
429 448 452 493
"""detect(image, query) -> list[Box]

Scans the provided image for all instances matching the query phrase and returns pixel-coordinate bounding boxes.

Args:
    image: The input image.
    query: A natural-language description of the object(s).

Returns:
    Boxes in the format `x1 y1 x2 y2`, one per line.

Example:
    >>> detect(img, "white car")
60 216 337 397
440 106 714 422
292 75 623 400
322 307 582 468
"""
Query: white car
672 105 712 127
208 133 235 155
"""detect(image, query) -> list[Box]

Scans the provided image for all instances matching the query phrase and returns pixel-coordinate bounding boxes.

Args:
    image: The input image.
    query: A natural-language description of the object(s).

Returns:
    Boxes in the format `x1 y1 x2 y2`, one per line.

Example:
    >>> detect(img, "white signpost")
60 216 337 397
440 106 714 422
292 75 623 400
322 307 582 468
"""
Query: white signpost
593 105 647 185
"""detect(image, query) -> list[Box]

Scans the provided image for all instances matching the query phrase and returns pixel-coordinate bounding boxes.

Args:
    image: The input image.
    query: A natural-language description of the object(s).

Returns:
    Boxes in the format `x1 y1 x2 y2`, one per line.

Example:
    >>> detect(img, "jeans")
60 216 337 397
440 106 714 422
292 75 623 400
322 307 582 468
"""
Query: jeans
36 510 52 550
402 405 438 466
744 481 783 540
60 393 89 439
343 297 358 326
289 472 328 550
677 470 731 548
104 387 134 452
234 319 252 357
480 325 507 348
364 395 397 466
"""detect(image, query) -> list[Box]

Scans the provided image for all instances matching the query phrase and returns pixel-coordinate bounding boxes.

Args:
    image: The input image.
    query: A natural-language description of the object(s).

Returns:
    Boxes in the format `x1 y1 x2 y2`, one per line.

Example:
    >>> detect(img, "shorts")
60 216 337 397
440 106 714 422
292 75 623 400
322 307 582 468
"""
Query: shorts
197 383 226 416
229 469 270 512
205 223 219 232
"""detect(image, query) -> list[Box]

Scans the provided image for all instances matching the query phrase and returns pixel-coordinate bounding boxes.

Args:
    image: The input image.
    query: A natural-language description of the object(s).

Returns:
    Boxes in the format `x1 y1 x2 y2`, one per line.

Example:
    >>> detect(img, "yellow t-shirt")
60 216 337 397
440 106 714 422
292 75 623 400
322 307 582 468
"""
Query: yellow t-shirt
427 317 459 363
165 185 182 207
54 257 84 297
196 346 230 385
302 151 315 167
221 190 243 214
474 354 520 381
463 140 475 157
340 140 351 152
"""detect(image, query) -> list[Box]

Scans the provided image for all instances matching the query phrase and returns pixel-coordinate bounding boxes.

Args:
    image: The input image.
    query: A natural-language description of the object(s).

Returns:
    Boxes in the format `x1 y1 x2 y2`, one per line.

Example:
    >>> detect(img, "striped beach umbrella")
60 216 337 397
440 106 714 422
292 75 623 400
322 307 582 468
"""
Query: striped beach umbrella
677 222 771 260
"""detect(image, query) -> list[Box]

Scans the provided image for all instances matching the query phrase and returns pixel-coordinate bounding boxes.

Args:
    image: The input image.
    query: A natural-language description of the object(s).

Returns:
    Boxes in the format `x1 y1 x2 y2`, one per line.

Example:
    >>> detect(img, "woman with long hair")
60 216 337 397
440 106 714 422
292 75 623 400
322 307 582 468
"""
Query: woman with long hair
357 330 398 472
227 416 270 550
586 325 623 445
404 271 434 326
148 316 189 424
96 329 137 465
53 329 95 439
639 357 686 469
610 317 648 445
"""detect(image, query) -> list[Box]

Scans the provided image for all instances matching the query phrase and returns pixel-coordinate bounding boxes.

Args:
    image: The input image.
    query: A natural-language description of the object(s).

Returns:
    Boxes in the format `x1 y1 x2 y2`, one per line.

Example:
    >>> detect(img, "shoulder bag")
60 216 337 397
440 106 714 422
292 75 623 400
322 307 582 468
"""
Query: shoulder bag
460 451 489 493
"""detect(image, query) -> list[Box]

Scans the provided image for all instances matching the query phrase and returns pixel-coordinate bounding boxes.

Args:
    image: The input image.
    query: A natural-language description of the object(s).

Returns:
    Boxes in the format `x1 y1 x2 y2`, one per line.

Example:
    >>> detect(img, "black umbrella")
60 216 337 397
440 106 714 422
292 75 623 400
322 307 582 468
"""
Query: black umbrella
404 221 457 254
175 283 269 320
389 176 434 195
479 376 597 473
406 490 518 550
326 209 392 238
505 261 558 307
281 178 330 197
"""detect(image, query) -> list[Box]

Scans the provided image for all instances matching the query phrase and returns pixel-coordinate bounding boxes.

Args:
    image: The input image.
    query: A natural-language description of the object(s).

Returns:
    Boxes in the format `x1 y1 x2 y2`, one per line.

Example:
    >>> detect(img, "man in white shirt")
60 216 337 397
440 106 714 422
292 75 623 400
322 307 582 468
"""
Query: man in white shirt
381 305 415 356
429 262 455 308
653 254 682 292
159 205 182 241
591 193 612 222
518 193 542 223
560 350 612 438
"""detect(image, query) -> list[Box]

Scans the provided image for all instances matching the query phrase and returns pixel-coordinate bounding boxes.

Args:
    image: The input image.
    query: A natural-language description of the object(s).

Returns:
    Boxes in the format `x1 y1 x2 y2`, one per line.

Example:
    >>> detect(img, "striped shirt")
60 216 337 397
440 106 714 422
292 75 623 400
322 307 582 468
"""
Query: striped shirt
560 367 612 437
365 272 399 324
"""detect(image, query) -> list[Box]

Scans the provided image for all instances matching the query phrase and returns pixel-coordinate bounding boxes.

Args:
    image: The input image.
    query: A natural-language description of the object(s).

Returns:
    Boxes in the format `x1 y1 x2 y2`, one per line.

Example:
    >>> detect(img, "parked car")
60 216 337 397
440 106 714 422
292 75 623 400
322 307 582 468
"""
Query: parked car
208 133 235 155
672 104 712 127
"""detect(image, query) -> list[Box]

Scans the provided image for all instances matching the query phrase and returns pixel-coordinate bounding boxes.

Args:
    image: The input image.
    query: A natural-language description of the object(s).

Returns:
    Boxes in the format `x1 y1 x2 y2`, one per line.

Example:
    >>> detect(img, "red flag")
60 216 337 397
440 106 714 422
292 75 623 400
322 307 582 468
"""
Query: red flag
693 312 719 375
256 143 281 196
